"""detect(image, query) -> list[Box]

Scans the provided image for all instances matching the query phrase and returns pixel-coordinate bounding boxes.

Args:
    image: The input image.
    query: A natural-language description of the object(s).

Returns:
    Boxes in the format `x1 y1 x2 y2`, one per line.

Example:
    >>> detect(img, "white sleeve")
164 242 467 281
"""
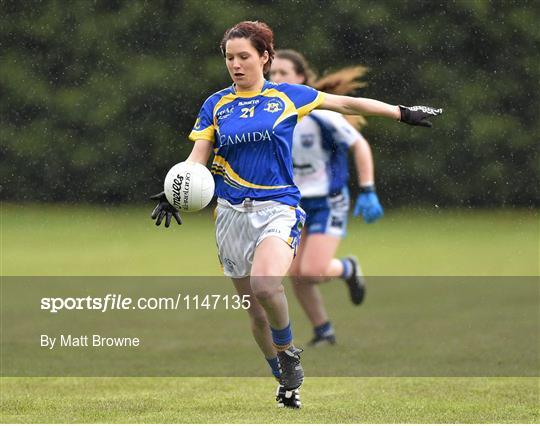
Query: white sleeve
329 114 362 147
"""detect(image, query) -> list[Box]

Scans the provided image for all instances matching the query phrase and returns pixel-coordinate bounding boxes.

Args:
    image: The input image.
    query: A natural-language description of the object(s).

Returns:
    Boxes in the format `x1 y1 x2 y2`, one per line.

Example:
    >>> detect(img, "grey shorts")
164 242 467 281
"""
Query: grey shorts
215 198 306 278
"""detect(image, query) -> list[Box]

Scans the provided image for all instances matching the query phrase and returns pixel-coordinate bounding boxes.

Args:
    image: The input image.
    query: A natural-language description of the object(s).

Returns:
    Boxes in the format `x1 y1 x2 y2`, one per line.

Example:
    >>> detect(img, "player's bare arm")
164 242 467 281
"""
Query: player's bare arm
319 93 442 127
320 93 400 119
186 139 213 164
349 135 383 223
352 135 374 188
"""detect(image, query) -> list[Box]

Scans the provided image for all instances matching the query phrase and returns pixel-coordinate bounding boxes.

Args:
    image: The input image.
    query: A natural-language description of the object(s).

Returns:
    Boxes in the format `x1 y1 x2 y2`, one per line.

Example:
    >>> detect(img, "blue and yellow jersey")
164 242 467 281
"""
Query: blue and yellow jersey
189 80 325 206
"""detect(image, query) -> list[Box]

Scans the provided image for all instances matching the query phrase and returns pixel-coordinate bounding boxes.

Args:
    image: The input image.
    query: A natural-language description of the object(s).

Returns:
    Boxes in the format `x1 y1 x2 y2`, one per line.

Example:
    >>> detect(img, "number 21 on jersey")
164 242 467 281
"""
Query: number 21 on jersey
240 106 255 118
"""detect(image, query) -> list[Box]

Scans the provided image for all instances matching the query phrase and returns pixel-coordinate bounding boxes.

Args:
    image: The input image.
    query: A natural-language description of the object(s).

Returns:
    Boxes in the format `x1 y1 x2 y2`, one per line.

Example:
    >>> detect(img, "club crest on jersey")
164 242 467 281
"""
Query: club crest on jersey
301 134 314 148
264 100 283 113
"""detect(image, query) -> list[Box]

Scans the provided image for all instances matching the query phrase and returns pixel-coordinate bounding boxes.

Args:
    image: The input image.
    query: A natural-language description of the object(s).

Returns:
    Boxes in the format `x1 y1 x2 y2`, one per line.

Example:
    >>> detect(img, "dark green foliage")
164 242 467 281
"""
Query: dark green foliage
1 0 538 206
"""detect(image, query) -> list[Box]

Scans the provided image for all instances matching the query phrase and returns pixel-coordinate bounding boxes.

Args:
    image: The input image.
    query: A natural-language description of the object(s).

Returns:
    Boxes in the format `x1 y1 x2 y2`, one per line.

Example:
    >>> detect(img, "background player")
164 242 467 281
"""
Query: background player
150 21 441 408
270 50 383 346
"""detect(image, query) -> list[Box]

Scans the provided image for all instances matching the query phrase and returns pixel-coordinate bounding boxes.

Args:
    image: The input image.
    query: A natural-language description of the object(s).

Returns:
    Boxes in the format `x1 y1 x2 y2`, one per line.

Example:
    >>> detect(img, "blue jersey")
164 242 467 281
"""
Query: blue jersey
189 80 325 206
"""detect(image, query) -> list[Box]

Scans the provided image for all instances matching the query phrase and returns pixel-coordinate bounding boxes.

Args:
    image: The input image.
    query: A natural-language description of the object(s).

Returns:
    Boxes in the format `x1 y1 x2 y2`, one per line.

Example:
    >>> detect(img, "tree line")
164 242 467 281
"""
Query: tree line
1 0 538 206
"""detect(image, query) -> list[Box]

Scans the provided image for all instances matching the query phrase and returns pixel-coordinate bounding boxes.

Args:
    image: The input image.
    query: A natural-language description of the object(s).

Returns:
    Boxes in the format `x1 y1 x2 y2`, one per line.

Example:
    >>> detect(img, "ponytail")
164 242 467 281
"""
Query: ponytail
314 66 369 129
275 50 369 129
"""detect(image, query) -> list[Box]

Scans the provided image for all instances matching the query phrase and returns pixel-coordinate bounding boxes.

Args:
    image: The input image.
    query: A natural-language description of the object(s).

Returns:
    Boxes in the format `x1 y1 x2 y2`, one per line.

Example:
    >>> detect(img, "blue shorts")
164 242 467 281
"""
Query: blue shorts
300 188 350 238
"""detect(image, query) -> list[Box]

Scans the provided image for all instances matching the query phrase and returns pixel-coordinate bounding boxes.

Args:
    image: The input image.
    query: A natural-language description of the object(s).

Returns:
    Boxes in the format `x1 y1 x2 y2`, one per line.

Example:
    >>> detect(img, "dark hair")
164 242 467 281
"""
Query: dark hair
275 49 317 86
220 21 275 74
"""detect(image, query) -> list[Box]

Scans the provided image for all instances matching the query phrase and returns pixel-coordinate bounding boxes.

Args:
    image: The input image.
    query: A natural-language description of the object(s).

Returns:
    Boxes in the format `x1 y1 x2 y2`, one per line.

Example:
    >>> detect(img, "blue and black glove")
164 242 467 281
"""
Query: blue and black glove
353 185 383 224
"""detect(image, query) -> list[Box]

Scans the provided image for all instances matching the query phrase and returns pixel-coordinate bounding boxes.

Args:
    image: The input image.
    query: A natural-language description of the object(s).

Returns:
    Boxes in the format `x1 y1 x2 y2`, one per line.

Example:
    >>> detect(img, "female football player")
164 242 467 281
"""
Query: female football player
270 50 382 346
151 21 441 408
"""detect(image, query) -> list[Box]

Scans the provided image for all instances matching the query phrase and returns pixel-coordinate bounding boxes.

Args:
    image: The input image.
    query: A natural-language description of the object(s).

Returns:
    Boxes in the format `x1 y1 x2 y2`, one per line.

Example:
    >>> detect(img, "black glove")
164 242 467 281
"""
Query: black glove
150 192 182 228
399 105 443 127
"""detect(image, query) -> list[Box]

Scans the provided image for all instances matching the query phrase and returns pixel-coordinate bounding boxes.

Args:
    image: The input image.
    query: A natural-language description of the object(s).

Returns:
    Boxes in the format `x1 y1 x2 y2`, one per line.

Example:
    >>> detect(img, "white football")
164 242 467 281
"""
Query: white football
163 161 215 212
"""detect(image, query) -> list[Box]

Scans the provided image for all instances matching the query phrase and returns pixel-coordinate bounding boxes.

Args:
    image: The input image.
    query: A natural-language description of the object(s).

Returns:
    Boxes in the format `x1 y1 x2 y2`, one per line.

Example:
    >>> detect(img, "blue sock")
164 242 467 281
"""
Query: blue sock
266 356 281 379
340 258 353 279
270 323 293 349
314 321 333 338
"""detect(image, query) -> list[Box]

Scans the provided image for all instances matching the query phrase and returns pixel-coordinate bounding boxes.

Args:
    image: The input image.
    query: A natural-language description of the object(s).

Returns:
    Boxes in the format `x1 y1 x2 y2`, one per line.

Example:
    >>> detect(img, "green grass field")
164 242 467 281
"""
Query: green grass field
2 377 538 423
2 204 538 276
1 204 539 423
